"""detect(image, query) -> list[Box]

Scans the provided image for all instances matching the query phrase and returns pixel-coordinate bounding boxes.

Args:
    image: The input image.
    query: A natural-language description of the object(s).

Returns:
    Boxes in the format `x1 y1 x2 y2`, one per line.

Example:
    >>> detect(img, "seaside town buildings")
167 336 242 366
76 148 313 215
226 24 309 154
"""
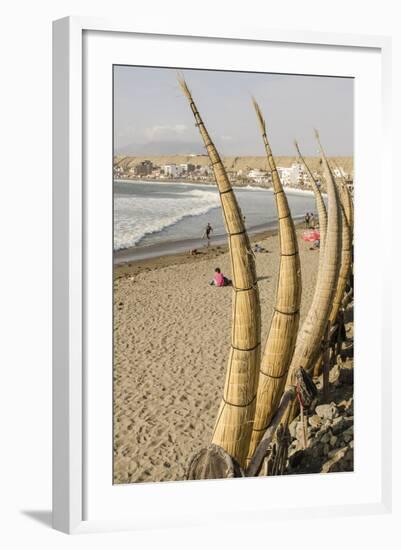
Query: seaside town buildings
277 162 310 187
247 168 270 185
163 163 180 178
113 157 353 192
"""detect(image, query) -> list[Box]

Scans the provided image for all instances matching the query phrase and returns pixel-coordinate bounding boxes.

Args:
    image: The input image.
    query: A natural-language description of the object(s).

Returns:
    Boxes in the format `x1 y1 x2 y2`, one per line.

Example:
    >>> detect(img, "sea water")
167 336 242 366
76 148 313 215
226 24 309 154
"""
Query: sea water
113 180 317 252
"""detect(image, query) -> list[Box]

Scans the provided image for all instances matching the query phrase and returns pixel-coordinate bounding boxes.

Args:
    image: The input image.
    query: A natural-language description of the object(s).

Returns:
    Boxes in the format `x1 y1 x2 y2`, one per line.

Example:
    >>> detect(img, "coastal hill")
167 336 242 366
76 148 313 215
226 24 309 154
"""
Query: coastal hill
114 155 354 174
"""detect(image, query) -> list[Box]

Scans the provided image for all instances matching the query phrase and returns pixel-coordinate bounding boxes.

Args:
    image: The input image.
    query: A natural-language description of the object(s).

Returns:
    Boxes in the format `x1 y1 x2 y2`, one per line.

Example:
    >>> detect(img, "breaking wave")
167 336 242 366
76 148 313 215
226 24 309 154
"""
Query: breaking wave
114 188 220 250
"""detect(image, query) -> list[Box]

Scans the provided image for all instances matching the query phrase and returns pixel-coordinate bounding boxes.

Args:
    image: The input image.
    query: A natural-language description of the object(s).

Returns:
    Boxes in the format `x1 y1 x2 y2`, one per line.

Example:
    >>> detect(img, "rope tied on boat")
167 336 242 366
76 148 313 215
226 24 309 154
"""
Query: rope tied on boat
295 367 318 411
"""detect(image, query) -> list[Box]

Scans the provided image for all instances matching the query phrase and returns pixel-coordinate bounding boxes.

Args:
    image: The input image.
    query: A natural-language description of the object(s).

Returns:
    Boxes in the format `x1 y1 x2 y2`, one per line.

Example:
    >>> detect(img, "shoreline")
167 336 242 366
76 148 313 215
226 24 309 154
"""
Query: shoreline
114 226 280 279
114 177 321 197
113 218 308 266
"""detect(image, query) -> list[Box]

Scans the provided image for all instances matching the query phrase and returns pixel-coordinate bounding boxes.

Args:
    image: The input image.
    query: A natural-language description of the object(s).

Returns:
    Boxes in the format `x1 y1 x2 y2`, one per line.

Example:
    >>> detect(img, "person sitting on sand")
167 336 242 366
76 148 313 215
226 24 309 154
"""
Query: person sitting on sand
209 267 232 287
254 243 266 253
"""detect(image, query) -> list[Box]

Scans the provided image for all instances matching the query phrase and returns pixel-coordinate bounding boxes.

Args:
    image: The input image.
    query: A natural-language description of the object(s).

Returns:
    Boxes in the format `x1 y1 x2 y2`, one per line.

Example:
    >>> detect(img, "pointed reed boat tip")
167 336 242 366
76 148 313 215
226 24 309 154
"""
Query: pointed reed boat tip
314 128 324 154
251 98 266 134
177 74 191 99
293 142 300 162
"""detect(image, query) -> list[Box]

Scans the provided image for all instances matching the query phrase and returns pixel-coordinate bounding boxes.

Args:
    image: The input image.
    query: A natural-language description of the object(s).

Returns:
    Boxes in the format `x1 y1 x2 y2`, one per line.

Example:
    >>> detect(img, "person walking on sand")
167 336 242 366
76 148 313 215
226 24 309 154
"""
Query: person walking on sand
304 212 310 228
203 222 213 247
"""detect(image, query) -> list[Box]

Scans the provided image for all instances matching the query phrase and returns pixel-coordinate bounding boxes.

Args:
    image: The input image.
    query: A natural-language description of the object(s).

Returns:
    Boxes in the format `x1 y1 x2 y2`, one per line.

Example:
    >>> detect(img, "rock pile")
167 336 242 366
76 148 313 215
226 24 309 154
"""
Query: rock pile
285 361 354 475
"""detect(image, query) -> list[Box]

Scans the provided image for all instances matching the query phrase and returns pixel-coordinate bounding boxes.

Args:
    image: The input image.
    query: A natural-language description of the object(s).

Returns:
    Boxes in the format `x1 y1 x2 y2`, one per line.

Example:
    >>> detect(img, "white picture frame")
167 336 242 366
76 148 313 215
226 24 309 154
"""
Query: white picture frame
52 16 392 534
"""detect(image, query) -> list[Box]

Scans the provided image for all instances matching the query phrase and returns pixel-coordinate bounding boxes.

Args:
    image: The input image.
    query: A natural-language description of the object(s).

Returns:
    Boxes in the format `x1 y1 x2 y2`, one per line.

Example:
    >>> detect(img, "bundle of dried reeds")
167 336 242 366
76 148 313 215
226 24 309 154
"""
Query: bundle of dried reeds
285 130 342 389
246 100 301 462
328 179 352 325
178 77 261 466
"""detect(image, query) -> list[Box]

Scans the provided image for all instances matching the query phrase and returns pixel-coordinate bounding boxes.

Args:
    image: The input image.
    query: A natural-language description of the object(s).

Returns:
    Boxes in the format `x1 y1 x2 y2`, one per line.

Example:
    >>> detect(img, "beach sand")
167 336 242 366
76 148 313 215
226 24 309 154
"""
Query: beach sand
113 227 321 484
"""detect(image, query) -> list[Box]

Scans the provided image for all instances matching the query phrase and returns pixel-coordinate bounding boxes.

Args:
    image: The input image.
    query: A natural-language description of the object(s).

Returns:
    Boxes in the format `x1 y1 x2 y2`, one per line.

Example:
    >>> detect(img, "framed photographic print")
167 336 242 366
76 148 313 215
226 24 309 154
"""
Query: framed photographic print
52 17 392 534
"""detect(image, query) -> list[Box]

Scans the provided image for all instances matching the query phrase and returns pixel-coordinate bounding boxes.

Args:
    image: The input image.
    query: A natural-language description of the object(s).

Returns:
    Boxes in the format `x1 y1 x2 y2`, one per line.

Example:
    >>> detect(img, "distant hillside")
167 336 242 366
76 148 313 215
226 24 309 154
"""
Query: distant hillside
114 155 354 175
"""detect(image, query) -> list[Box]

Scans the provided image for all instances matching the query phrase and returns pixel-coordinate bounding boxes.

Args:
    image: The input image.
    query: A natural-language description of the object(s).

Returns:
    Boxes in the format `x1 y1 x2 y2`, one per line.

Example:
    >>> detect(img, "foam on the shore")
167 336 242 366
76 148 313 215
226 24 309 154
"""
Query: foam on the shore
114 188 220 250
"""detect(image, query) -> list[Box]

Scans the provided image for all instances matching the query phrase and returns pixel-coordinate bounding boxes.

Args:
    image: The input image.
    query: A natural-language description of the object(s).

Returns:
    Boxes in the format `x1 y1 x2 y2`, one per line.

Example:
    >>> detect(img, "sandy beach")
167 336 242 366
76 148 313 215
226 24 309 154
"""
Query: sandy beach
113 226 324 484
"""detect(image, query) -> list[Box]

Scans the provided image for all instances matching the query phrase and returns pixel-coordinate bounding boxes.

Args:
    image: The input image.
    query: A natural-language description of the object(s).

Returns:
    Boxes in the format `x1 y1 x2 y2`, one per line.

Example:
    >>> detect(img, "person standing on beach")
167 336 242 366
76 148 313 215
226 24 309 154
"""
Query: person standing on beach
203 222 213 247
305 212 310 228
310 212 315 229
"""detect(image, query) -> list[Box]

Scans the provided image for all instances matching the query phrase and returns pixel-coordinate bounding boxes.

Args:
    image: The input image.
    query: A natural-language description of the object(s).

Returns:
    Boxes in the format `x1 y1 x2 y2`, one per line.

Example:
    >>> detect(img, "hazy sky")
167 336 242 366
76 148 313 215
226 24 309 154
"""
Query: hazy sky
114 65 353 157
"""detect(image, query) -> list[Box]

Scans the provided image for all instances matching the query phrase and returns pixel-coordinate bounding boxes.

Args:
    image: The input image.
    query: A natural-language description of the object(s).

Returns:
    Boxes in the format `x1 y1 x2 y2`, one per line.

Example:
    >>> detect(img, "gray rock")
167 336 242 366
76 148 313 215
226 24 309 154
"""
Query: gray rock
330 435 338 447
320 431 332 444
331 417 343 434
323 443 330 455
289 419 298 439
343 426 353 437
344 448 353 461
315 402 338 420
346 398 354 415
328 448 339 459
331 416 353 435
321 447 348 473
314 423 331 443
308 415 322 429
312 446 321 459
339 368 354 385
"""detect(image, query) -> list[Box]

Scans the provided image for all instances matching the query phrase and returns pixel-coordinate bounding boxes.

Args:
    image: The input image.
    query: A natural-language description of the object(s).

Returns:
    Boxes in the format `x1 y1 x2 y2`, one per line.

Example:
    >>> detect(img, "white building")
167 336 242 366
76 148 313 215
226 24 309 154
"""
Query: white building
277 163 307 187
199 165 212 176
163 164 181 177
247 169 269 184
289 162 307 186
248 169 266 179
277 167 293 186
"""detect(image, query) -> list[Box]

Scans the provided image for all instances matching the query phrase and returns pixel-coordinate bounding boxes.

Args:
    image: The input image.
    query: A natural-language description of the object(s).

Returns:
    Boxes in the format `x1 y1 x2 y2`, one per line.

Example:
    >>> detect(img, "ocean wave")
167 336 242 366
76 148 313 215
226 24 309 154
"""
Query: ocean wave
241 184 271 191
114 188 220 250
